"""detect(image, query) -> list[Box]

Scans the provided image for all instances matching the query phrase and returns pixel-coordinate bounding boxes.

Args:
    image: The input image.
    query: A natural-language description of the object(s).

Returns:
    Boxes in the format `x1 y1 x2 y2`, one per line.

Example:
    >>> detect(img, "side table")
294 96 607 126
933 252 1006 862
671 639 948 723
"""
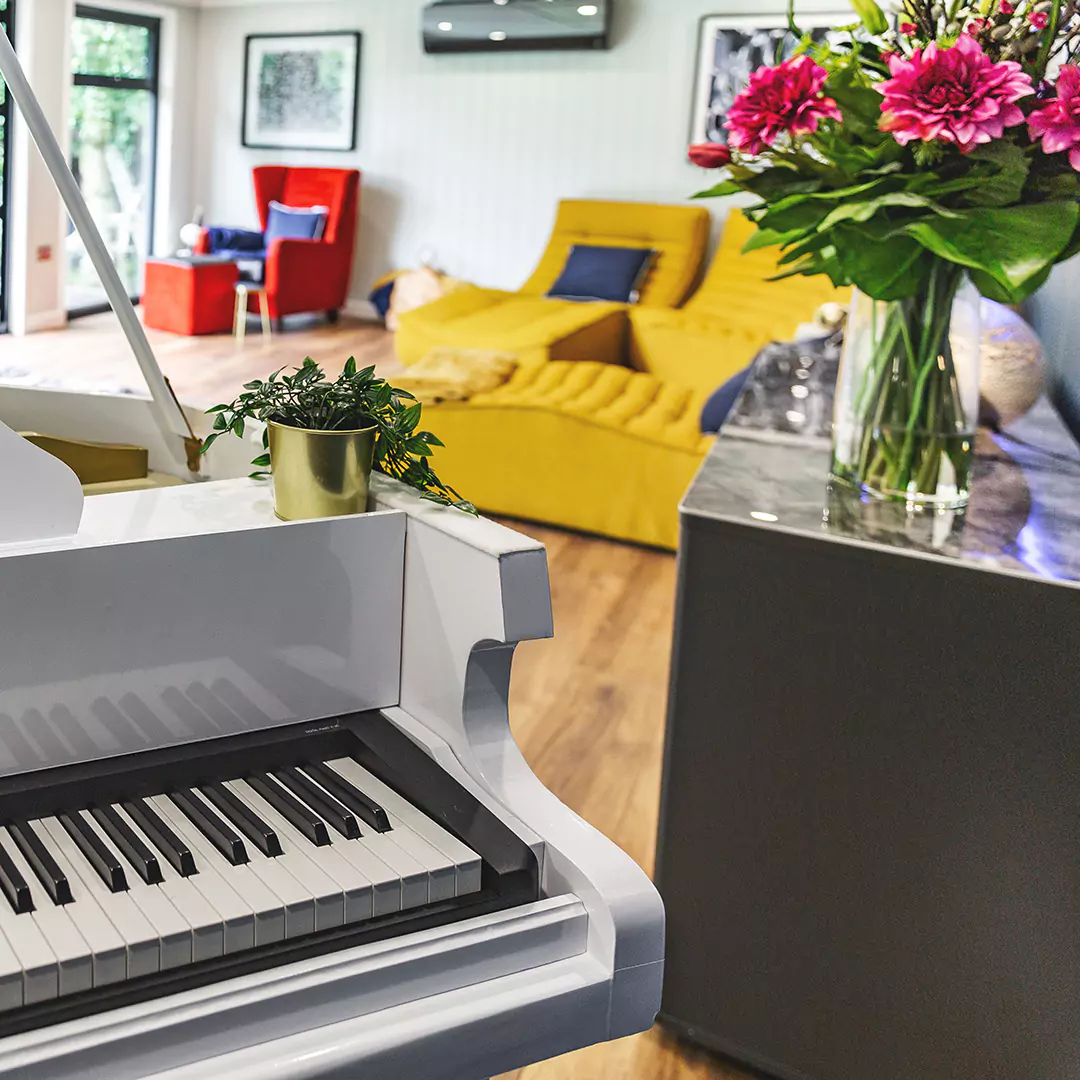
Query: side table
143 257 238 336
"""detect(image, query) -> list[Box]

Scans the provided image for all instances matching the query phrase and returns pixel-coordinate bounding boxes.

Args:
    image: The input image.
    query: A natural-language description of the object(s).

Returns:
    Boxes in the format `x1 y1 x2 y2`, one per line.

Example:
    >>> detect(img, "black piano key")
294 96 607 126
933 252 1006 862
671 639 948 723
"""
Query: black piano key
246 774 330 848
9 822 73 905
169 790 249 866
91 806 163 885
0 837 33 914
123 798 197 877
306 762 393 833
274 768 361 840
200 782 283 858
59 812 128 892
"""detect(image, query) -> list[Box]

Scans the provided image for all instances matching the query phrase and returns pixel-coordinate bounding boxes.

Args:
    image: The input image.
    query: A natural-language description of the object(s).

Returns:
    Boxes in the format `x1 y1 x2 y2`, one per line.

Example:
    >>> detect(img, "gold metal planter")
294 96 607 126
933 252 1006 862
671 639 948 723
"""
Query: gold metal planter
268 421 376 521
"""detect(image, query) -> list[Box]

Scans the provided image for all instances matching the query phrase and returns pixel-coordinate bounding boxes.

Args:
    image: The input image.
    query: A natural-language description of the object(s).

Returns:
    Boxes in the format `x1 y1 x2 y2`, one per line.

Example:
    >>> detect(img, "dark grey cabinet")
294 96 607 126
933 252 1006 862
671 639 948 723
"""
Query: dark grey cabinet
656 402 1080 1080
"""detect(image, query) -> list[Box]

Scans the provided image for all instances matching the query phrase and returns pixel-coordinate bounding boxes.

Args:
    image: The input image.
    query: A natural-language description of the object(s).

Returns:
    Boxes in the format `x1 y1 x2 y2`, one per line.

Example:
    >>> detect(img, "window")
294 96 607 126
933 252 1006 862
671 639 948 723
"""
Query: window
67 5 160 317
0 0 15 332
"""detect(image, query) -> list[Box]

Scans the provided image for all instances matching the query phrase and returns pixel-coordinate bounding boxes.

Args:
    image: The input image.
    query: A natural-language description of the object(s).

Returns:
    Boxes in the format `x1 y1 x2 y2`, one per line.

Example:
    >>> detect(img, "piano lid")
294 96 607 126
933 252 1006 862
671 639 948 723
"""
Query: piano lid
0 27 197 478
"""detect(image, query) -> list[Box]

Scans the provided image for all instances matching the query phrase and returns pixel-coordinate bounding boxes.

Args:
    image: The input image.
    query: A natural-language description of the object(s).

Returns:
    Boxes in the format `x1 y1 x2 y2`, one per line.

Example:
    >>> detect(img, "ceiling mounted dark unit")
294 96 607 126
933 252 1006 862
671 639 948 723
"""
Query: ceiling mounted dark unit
423 0 611 54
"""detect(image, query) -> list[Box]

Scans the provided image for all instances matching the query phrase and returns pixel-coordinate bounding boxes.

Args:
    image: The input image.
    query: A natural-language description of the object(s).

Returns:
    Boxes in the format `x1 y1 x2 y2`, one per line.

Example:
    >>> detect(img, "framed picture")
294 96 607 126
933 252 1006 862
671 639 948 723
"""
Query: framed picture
690 12 849 146
243 32 361 151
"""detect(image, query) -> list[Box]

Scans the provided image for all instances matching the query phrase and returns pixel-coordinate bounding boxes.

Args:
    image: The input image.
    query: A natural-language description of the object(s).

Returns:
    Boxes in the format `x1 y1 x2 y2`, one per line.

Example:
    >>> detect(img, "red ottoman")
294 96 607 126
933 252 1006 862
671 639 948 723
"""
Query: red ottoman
143 257 239 335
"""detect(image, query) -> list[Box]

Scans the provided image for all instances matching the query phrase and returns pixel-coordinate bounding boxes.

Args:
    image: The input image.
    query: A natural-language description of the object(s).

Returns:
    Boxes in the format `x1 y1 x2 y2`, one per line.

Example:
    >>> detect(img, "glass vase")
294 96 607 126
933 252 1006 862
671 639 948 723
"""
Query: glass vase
830 265 981 509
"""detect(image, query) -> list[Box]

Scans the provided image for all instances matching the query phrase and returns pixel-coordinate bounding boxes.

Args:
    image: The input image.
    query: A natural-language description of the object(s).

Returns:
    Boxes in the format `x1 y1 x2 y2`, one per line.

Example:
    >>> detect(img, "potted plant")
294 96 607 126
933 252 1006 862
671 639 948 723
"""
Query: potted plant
690 0 1080 508
202 357 476 520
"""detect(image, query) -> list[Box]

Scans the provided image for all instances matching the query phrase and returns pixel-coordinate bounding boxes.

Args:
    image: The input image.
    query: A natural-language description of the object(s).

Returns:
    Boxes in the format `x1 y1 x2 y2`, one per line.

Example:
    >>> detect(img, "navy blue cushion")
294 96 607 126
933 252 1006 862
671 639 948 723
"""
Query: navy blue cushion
547 245 654 304
369 280 395 319
204 226 264 254
265 201 328 245
701 366 752 434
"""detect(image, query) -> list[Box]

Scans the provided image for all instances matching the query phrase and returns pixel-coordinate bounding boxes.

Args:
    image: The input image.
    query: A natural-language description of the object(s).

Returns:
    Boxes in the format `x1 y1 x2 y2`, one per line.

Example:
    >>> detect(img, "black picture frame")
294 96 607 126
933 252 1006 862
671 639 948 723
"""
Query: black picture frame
241 31 361 152
689 10 848 148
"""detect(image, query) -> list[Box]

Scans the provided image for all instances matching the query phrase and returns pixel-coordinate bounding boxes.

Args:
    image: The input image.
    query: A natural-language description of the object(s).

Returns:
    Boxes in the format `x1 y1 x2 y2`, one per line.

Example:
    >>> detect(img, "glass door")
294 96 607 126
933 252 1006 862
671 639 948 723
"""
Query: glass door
67 5 159 317
0 0 15 332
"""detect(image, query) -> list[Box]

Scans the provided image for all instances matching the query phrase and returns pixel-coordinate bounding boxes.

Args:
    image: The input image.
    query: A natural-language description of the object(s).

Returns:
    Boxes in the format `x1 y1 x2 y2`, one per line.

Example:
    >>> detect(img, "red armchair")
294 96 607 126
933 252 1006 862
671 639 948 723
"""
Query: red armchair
197 166 360 323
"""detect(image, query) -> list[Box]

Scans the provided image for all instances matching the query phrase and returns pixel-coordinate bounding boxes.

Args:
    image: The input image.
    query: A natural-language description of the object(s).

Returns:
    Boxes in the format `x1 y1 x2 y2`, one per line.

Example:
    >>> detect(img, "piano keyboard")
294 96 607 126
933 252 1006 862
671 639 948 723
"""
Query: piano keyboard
0 712 538 1036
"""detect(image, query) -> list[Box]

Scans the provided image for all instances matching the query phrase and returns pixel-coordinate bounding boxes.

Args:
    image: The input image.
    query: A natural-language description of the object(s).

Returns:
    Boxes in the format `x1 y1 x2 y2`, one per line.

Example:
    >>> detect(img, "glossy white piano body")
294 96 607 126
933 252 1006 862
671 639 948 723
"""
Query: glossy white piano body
0 452 664 1079
0 21 662 1074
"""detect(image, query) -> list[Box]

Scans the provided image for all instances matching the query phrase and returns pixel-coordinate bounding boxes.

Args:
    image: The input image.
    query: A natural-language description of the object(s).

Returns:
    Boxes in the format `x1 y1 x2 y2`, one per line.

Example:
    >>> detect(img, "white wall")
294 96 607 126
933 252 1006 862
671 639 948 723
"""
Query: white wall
190 0 737 310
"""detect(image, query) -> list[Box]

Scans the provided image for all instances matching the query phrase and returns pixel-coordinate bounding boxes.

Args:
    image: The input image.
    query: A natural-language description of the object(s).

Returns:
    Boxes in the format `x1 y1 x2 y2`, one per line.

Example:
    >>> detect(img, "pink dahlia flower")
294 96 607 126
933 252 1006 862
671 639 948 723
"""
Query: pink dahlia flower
1029 65 1080 171
725 55 842 155
878 34 1033 153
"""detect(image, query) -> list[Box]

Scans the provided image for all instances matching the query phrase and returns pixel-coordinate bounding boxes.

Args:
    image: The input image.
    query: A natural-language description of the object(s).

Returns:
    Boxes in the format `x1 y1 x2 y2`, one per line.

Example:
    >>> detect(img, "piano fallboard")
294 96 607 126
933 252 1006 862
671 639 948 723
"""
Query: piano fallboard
0 711 540 1038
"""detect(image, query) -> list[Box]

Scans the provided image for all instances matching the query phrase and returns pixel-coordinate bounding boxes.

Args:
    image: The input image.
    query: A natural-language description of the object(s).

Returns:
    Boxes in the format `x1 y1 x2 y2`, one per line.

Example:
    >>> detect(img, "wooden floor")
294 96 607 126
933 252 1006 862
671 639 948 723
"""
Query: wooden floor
0 313 755 1080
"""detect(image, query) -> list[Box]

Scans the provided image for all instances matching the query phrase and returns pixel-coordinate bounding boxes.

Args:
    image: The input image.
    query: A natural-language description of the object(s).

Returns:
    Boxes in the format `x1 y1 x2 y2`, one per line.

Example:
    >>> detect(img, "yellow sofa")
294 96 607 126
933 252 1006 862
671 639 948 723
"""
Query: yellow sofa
395 199 711 369
420 361 711 550
413 211 846 550
630 213 846 397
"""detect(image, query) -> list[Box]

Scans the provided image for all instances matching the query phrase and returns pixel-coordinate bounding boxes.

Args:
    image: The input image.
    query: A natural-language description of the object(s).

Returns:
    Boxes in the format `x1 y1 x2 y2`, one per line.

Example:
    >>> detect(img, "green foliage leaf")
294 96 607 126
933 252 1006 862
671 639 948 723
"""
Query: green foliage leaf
965 142 1031 208
818 191 962 230
848 0 888 35
903 202 1080 303
343 356 357 378
693 180 742 200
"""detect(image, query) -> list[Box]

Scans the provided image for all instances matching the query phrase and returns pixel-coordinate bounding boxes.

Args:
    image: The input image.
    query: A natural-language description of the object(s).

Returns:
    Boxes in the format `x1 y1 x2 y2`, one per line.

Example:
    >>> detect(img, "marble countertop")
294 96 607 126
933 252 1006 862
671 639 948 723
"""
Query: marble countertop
683 346 1080 587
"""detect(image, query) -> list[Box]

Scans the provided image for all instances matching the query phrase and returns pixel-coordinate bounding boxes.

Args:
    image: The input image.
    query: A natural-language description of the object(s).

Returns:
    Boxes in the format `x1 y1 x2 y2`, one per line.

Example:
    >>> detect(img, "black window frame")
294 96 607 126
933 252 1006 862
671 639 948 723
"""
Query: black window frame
0 0 16 334
69 3 161 319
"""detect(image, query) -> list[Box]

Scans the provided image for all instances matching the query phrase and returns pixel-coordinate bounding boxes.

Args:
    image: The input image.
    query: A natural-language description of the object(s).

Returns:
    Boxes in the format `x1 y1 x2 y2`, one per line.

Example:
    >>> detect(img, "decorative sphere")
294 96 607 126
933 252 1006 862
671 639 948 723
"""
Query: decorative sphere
979 300 1046 428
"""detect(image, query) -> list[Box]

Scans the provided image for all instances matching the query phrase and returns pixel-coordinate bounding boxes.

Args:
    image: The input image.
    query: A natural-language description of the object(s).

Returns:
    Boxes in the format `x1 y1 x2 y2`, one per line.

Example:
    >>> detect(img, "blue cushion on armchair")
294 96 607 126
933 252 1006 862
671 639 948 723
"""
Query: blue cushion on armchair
265 201 329 244
547 245 655 304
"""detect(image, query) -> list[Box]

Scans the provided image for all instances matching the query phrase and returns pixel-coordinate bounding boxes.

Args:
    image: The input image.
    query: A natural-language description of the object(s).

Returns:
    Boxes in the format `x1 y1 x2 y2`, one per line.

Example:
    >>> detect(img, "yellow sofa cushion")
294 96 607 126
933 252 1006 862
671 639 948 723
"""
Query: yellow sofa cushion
424 361 712 550
629 212 850 396
395 287 626 369
630 309 778 399
520 199 711 309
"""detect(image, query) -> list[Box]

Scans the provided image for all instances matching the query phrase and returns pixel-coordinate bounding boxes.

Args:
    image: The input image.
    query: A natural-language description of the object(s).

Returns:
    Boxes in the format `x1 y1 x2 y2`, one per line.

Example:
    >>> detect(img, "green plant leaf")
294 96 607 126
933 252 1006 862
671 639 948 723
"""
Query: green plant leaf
201 432 219 454
965 142 1031 208
848 0 888 35
343 356 357 378
251 453 271 468
903 202 1080 302
693 180 741 200
819 192 962 230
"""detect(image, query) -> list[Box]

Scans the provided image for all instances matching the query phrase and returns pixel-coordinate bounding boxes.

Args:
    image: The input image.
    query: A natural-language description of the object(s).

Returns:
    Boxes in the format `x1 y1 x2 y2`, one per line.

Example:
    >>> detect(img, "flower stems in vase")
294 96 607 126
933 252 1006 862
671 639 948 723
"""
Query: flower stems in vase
832 266 980 508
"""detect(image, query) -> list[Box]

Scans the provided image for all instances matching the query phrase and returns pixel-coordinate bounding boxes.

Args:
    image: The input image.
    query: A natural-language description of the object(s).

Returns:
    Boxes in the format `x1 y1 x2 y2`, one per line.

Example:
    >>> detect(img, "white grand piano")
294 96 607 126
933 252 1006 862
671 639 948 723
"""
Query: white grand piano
0 29 663 1080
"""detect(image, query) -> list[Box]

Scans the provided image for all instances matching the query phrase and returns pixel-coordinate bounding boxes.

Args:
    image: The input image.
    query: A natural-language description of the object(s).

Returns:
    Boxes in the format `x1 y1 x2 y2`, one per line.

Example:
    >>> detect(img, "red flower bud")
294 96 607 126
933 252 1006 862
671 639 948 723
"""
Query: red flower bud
998 0 1015 13
1030 11 1049 29
688 142 733 168
899 21 918 34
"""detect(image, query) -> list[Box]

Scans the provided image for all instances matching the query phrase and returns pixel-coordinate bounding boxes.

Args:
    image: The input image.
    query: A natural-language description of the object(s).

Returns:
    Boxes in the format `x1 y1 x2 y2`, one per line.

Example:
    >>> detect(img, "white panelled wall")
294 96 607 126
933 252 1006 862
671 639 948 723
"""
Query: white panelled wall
190 0 734 313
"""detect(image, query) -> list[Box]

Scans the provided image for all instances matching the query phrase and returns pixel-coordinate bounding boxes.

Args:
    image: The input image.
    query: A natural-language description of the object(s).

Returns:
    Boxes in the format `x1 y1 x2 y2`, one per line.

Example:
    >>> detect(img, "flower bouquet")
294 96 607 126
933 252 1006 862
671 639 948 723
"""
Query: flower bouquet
691 0 1080 507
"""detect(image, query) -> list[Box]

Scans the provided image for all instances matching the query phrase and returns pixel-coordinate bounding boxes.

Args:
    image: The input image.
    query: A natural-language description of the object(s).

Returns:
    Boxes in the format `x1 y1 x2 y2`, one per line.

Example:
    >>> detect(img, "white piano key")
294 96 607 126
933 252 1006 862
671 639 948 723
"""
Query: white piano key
38 817 159 980
114 805 223 963
328 759 477 899
3 836 92 996
151 794 285 947
223 781 343 933
224 838 316 941
0 831 56 1004
21 824 125 987
300 773 426 915
0 928 25 1012
90 810 193 971
228 780 375 927
145 797 255 954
